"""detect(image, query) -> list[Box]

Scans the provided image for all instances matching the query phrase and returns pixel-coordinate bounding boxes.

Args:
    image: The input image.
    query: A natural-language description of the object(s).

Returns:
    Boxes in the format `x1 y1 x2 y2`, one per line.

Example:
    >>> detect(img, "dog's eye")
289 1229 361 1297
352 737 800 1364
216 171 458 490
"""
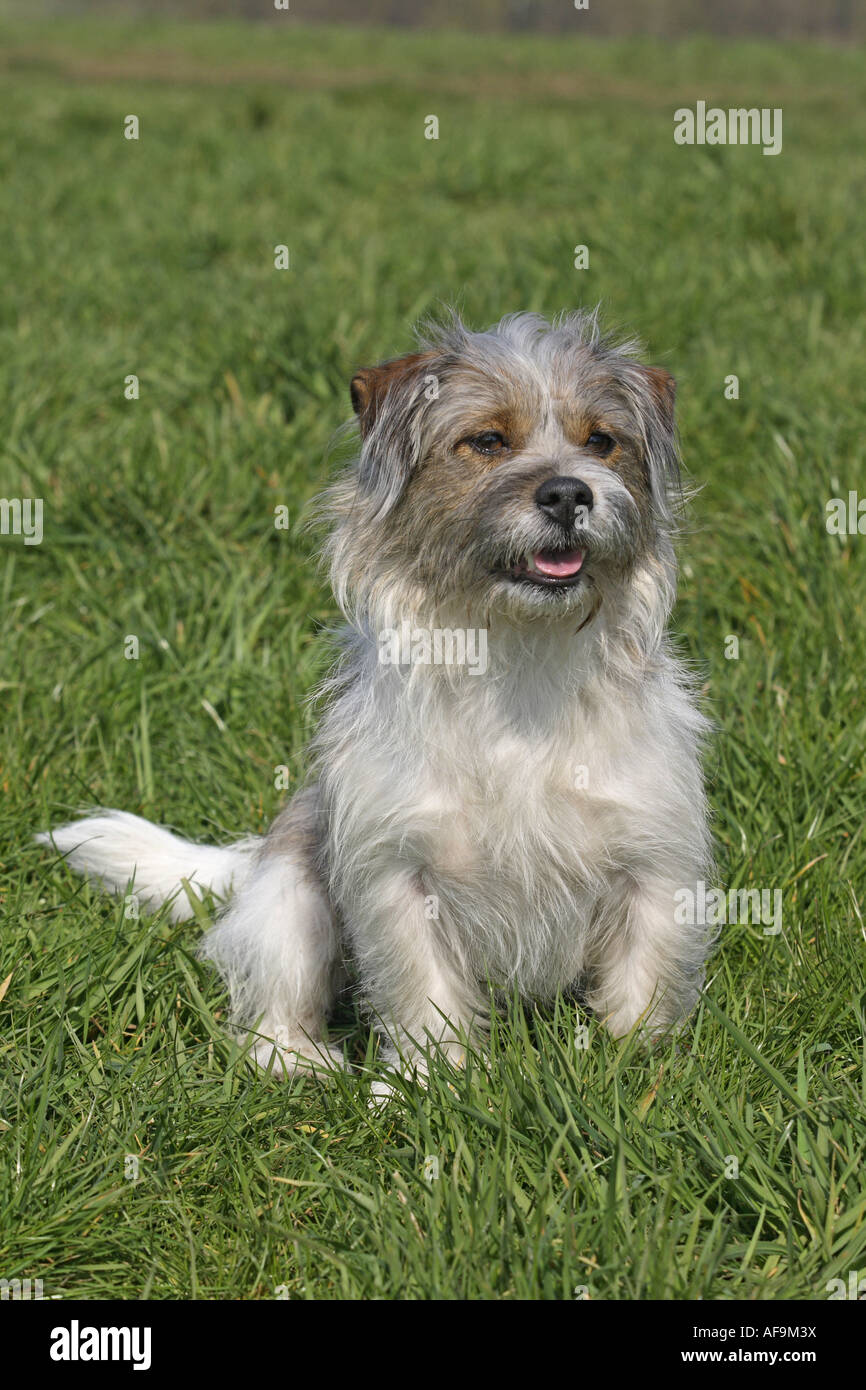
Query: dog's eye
586 431 615 456
467 431 508 455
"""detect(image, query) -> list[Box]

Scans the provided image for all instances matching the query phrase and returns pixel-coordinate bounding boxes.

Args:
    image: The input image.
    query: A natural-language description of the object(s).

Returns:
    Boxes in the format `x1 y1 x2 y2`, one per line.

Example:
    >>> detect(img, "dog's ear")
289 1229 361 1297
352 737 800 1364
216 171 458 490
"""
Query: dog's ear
350 351 434 438
629 363 681 518
640 366 676 432
349 350 438 511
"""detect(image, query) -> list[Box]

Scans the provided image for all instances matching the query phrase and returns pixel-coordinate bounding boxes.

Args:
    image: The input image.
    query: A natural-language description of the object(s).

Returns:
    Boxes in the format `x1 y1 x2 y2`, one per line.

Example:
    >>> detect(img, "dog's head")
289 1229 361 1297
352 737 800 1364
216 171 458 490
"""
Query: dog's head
327 311 681 630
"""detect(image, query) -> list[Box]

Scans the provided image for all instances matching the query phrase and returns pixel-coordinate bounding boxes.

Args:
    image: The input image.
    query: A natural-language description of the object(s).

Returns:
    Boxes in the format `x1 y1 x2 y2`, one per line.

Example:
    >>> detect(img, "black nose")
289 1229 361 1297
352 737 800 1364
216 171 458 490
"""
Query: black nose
534 476 593 529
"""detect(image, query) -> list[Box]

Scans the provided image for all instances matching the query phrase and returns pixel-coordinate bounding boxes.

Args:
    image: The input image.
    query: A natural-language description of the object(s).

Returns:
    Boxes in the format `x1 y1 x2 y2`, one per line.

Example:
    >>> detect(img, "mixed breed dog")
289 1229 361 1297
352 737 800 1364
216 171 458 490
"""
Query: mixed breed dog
39 310 713 1091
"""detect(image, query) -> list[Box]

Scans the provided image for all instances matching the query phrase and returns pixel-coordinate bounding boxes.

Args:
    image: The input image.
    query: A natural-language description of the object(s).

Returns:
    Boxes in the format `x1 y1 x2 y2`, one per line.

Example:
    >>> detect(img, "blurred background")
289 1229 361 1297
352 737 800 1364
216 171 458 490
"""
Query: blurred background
11 0 866 40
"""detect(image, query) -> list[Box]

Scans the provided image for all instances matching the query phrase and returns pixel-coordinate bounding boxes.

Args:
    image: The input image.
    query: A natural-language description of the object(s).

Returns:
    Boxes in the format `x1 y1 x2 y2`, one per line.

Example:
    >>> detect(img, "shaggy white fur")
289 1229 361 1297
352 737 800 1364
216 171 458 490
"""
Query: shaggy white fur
38 310 713 1087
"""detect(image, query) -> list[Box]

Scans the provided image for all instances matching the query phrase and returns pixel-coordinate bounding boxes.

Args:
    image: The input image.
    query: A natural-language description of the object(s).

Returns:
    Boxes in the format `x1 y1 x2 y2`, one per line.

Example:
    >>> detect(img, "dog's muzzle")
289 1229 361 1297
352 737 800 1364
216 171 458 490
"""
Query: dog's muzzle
497 476 592 589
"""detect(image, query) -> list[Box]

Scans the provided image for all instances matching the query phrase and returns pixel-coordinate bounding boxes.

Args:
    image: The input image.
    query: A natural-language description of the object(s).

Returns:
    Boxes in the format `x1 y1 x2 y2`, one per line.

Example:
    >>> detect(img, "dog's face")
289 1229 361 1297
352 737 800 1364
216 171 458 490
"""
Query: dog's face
330 313 680 626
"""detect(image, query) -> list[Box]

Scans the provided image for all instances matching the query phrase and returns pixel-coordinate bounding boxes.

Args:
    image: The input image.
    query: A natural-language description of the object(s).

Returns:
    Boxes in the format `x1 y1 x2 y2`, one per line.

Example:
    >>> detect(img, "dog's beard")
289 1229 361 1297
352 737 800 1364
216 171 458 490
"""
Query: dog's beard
361 539 633 636
483 531 599 620
438 485 648 624
328 508 651 639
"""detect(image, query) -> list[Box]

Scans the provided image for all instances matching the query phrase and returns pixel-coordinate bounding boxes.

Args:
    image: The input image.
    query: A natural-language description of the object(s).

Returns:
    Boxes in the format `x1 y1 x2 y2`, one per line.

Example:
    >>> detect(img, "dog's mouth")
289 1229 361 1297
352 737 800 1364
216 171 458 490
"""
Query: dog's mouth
504 548 586 589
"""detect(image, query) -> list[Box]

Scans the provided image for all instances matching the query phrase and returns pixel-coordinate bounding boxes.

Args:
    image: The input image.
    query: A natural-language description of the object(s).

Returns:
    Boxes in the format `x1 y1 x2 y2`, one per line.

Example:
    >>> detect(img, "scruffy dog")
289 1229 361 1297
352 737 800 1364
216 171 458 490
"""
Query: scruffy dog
39 310 712 1086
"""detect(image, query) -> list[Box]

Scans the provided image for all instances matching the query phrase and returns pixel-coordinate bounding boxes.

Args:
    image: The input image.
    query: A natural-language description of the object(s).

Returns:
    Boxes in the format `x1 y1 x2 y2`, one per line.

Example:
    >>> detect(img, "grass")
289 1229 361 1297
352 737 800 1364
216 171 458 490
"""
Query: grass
0 15 865 1301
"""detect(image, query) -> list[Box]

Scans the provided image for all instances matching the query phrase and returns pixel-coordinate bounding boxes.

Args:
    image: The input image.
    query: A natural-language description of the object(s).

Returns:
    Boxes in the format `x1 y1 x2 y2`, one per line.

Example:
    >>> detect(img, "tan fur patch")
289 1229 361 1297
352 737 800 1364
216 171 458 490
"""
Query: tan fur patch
350 351 437 437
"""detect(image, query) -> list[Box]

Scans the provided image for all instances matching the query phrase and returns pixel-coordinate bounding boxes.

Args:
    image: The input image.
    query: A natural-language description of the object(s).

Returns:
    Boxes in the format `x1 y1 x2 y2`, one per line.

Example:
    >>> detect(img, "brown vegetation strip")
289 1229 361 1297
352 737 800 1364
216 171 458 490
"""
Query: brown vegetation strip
0 47 849 109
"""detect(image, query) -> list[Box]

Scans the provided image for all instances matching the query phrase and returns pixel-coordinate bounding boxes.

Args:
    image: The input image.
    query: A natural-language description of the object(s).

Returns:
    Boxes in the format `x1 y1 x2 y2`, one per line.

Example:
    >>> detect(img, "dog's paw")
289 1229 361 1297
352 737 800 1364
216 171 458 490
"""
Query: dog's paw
368 1074 403 1110
368 1037 477 1109
367 1059 427 1110
249 1029 346 1081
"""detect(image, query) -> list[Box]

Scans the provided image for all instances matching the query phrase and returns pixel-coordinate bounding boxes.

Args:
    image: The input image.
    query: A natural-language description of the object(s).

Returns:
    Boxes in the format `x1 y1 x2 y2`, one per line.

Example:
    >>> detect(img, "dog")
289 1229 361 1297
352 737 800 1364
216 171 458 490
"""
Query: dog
38 309 713 1086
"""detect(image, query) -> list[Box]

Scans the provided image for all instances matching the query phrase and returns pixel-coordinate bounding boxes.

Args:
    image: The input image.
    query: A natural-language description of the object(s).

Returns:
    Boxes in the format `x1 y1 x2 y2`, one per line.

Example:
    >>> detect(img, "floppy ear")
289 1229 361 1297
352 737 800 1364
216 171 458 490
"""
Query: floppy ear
349 350 437 510
350 351 435 438
632 363 681 517
641 366 676 432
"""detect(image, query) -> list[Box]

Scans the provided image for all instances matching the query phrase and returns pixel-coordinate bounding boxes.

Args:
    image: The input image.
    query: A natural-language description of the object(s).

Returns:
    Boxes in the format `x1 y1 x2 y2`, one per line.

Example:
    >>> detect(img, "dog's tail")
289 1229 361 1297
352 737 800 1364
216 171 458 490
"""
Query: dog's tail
35 811 260 923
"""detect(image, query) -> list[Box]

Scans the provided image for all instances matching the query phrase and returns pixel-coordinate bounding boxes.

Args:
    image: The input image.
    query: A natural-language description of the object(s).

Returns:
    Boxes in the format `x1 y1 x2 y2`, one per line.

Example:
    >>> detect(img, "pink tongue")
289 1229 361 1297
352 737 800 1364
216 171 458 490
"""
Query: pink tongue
532 549 584 578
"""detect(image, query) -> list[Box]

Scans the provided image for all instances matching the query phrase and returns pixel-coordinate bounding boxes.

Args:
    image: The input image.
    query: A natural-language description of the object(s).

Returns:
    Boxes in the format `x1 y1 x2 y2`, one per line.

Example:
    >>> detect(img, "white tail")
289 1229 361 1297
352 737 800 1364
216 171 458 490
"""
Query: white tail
35 810 259 922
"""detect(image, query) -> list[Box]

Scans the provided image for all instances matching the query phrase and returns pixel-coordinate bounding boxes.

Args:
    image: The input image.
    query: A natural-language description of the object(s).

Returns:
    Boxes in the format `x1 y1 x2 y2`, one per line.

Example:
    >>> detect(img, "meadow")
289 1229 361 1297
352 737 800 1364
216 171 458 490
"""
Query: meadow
1 16 865 1300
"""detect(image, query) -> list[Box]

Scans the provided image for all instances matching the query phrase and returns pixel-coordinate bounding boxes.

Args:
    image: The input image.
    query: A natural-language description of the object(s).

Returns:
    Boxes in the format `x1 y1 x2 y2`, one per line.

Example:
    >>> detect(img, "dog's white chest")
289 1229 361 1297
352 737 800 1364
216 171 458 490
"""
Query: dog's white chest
421 735 601 873
405 724 617 995
324 643 704 1001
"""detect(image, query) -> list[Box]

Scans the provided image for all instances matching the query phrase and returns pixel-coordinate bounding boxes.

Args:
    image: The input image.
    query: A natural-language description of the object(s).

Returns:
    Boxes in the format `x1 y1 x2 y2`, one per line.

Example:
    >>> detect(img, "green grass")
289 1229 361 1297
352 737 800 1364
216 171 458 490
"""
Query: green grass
1 16 865 1300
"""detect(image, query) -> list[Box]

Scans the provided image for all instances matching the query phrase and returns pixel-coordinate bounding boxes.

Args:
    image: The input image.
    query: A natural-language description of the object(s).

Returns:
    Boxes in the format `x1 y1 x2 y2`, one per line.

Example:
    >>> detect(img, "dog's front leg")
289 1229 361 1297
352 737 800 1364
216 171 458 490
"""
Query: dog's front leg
585 874 708 1040
347 866 486 1092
